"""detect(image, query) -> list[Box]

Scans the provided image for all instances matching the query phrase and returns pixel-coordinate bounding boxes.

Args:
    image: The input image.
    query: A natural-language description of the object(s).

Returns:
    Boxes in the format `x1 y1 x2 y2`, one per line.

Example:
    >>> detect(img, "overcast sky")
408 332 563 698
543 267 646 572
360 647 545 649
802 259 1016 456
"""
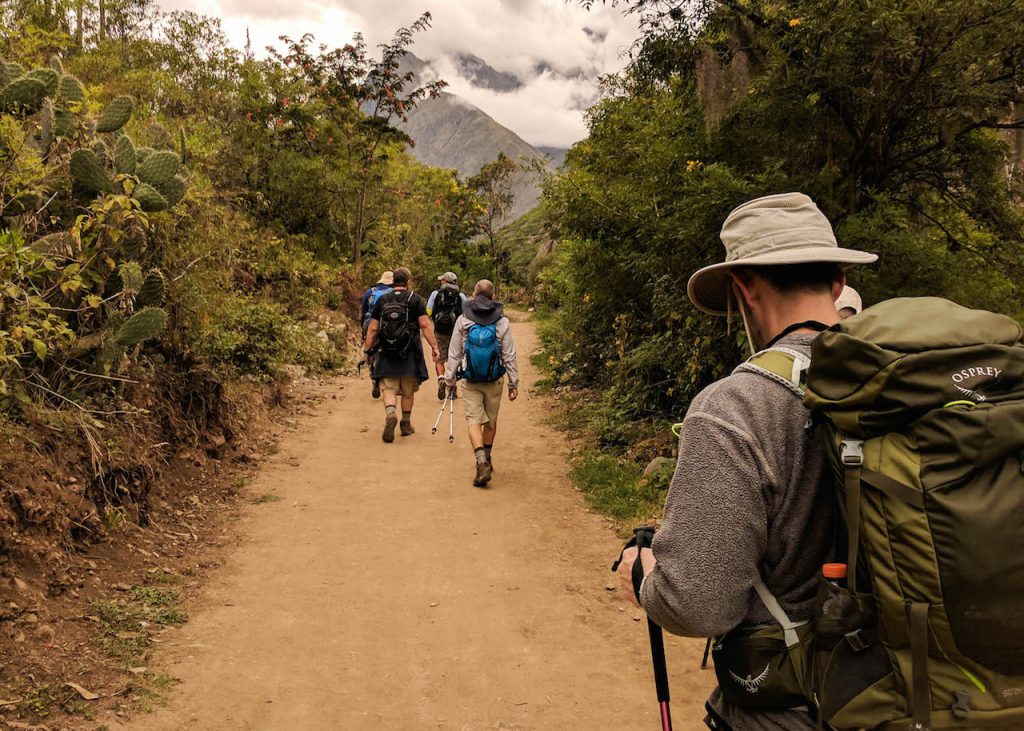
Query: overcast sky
158 0 642 147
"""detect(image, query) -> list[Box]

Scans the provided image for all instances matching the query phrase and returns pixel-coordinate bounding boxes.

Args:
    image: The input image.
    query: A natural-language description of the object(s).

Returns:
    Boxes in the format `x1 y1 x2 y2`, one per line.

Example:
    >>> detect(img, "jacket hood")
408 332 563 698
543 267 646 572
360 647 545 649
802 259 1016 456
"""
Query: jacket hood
463 295 504 325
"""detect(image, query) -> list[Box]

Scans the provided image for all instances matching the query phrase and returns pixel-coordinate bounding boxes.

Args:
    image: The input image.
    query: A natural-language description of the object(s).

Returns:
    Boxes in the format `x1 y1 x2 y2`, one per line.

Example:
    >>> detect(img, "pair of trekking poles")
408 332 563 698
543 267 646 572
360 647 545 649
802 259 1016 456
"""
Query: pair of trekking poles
613 526 673 731
431 386 456 443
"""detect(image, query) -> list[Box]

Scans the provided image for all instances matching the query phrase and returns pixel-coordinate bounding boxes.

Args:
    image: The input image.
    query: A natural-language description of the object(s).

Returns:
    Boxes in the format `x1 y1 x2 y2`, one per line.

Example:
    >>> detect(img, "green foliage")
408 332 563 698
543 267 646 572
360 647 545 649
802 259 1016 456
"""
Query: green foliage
136 268 166 307
70 148 114 193
115 307 167 346
538 0 1024 458
136 149 179 185
1 76 47 112
114 134 136 174
95 95 134 133
571 452 666 528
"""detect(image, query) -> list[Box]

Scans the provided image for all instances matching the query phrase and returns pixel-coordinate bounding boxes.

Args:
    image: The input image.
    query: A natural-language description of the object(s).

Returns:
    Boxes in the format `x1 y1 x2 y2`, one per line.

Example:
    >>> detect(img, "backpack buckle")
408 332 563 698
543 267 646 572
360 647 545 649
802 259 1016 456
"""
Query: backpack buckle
841 439 864 467
952 690 971 719
844 629 869 653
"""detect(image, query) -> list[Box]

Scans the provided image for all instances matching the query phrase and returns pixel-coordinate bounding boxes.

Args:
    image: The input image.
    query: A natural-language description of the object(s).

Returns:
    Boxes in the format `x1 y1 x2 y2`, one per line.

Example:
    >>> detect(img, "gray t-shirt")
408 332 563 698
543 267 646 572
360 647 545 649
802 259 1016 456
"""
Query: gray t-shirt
639 332 834 730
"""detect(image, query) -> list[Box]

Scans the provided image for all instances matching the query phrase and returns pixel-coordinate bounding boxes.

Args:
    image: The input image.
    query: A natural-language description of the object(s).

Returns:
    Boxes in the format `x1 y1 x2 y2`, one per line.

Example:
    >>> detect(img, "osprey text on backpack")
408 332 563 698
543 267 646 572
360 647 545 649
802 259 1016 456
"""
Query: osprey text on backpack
378 291 415 354
462 323 506 383
432 287 462 336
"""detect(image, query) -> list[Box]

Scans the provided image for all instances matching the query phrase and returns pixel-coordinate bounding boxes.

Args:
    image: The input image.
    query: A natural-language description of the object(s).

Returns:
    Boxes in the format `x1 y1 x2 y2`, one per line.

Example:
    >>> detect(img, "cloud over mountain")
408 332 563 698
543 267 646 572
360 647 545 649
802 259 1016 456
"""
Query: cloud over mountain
158 0 641 147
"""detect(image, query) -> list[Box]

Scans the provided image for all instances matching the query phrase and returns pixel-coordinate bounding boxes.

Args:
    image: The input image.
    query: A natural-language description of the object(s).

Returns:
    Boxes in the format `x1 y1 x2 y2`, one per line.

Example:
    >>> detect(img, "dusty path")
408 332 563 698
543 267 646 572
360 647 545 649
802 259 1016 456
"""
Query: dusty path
122 317 714 730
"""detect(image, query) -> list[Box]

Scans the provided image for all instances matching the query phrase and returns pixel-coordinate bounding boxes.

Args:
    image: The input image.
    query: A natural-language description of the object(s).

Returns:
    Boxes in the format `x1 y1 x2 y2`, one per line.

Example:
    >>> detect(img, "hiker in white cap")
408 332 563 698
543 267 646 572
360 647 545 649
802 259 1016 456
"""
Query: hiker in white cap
615 193 876 730
835 285 863 319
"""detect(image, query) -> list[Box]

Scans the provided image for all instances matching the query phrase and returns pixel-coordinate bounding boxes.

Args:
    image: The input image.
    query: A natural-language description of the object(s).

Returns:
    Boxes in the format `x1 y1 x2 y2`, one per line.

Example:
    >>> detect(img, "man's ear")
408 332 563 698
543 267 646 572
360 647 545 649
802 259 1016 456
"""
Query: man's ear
831 271 848 303
729 268 758 308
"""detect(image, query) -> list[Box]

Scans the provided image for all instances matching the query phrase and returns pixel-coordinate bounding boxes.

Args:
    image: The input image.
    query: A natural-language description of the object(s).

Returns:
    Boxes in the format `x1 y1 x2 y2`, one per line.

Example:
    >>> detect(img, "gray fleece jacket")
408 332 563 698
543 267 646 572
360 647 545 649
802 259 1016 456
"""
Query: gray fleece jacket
639 333 834 730
443 296 519 389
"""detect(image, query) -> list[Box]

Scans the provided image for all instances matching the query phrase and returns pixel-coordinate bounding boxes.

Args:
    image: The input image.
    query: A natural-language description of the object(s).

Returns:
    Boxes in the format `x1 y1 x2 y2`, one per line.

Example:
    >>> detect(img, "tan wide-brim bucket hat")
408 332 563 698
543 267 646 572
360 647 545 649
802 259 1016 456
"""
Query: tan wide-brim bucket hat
687 192 878 316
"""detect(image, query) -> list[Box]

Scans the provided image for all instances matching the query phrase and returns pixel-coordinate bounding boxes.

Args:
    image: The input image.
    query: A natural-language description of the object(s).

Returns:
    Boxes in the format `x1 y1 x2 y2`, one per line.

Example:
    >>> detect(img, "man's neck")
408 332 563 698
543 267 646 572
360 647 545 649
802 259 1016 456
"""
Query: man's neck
756 294 840 347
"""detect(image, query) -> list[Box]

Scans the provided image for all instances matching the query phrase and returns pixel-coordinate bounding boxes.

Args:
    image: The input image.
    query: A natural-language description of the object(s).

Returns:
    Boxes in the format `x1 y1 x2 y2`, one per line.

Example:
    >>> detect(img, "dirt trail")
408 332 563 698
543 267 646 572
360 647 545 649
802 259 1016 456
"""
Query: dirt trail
120 318 714 730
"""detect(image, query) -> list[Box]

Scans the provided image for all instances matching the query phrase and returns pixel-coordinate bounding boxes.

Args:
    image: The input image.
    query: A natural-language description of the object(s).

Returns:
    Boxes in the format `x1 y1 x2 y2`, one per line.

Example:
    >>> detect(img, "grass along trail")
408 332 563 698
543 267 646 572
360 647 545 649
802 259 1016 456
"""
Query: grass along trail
114 315 714 730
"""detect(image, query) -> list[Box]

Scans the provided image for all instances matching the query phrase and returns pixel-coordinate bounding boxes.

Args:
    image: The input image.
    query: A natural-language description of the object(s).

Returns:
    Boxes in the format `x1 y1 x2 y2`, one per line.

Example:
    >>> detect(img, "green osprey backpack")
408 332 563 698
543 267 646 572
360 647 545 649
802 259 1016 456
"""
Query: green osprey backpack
796 297 1024 729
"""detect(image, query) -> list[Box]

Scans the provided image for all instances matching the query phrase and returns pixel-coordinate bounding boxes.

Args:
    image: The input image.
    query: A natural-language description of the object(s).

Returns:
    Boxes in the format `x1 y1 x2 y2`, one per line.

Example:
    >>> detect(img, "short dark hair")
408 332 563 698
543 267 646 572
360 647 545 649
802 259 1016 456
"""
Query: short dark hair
392 267 411 286
742 262 842 296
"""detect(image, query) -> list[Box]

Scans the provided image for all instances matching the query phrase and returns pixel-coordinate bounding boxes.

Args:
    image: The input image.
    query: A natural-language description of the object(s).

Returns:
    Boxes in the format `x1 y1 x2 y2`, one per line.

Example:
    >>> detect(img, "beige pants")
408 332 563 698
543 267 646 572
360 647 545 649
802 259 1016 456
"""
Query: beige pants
462 378 504 425
380 377 419 398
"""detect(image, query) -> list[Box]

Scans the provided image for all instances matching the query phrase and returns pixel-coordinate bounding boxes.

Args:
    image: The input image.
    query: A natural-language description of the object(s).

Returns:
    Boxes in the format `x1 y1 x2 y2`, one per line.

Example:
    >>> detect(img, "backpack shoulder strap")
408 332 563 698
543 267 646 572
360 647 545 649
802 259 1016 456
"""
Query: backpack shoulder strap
734 347 809 399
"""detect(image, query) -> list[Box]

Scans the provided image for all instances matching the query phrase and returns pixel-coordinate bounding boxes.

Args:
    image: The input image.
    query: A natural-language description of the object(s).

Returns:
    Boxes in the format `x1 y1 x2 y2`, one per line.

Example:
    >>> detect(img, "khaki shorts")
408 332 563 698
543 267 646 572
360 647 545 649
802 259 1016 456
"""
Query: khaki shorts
381 377 420 398
436 332 452 362
462 378 504 425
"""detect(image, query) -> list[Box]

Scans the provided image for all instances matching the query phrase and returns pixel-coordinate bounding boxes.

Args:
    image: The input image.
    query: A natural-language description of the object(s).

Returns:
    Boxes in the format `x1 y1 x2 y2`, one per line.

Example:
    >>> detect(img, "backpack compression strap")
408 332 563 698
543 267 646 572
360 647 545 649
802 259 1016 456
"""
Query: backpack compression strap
734 347 810 399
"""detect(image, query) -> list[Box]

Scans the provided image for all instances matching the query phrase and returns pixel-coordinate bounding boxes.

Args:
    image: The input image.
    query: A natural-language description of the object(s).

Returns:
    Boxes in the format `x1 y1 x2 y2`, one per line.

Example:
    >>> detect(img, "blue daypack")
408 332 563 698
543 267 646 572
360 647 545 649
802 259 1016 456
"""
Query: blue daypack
463 323 506 383
362 286 392 331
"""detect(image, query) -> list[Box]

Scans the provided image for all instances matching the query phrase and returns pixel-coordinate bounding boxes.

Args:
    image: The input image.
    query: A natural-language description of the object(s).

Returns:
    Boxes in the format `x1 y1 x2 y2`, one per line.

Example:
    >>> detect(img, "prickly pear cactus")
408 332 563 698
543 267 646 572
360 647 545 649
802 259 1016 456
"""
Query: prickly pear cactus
179 127 188 164
95 95 133 133
114 135 137 175
136 150 180 186
58 74 85 105
156 175 186 206
4 62 24 82
49 56 64 75
96 331 124 374
136 269 166 307
135 146 155 163
115 307 167 346
1 76 47 112
28 68 59 96
132 182 168 212
118 262 145 293
53 108 74 137
69 148 114 194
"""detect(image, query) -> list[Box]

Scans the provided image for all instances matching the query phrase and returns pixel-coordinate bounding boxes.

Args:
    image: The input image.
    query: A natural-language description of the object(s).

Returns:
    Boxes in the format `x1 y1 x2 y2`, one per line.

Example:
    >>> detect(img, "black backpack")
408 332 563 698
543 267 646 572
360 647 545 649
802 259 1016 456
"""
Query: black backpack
432 287 461 335
378 291 414 354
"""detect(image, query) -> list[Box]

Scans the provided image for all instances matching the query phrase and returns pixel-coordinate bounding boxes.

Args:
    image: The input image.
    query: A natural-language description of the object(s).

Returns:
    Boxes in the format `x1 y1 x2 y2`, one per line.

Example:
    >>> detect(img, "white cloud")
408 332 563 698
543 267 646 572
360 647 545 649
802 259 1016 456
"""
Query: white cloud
156 0 641 147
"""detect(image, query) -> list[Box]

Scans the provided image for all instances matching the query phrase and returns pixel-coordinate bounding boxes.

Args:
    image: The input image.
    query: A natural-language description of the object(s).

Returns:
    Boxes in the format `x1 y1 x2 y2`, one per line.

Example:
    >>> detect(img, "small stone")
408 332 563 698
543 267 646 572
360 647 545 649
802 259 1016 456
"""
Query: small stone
36 624 55 642
605 584 615 591
633 615 642 622
23 613 38 624
12 577 28 593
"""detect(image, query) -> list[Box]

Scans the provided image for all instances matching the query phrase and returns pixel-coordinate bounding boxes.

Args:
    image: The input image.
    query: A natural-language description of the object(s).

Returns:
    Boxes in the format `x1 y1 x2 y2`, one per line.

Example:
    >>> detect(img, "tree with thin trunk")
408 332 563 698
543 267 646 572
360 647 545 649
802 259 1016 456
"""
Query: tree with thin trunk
469 152 518 288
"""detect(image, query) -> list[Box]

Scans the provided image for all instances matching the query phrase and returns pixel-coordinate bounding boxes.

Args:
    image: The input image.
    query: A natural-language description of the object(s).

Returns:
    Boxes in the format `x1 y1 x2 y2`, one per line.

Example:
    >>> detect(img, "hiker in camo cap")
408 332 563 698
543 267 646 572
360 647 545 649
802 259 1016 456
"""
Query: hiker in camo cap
616 192 876 730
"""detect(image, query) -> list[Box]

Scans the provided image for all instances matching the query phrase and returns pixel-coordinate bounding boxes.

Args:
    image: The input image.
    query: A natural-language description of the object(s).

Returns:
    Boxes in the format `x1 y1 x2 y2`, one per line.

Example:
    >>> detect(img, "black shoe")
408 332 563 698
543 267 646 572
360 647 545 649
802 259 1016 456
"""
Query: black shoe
372 380 381 399
383 414 397 443
473 462 488 487
400 420 415 437
437 380 446 400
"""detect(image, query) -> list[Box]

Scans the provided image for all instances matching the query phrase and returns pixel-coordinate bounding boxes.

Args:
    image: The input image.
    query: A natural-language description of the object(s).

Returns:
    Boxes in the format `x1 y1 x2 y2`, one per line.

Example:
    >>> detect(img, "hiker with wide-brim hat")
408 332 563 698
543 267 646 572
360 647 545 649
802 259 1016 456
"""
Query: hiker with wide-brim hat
616 192 876 730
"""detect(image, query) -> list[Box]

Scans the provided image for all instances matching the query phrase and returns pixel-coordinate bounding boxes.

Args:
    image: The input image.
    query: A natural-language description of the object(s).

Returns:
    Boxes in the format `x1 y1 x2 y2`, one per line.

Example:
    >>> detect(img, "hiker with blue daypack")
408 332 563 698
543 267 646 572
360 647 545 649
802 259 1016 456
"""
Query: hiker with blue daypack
443 279 519 488
359 271 394 399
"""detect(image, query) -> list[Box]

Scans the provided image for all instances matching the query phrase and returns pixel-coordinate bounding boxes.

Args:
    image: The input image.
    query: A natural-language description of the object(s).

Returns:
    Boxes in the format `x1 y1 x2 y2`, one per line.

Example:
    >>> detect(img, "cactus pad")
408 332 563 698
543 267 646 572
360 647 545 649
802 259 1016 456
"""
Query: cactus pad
156 175 187 206
28 68 59 95
137 269 167 307
136 150 180 185
118 262 145 293
115 307 167 346
53 108 74 137
49 57 64 75
1 77 47 112
4 62 24 81
114 135 137 174
135 146 156 163
132 182 168 212
58 74 85 104
96 95 134 133
69 148 114 194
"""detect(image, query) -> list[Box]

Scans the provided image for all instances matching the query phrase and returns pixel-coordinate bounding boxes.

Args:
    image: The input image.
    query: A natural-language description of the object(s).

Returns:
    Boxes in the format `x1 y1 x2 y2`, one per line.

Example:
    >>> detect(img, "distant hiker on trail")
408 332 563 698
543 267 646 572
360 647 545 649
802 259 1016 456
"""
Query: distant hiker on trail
426 271 468 401
359 271 394 399
835 284 862 319
444 279 519 488
362 267 440 443
615 193 876 730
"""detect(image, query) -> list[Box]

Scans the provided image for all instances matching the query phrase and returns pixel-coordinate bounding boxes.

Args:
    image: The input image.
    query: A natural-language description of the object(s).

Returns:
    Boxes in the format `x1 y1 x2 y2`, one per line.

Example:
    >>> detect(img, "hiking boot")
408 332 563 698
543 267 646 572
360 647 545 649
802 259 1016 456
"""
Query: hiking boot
437 380 447 400
372 380 381 399
450 386 458 399
473 461 493 488
400 420 415 436
382 414 398 443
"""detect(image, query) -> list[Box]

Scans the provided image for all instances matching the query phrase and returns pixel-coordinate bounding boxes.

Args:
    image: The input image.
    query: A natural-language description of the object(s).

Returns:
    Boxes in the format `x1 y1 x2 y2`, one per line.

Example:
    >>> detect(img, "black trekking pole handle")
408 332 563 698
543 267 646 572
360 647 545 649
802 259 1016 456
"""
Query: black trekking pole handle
612 527 673 731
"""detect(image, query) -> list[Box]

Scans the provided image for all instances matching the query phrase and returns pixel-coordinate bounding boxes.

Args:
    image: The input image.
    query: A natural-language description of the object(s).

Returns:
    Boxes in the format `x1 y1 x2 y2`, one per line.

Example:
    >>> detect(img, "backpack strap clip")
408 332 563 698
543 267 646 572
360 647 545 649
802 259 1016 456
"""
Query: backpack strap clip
951 690 971 720
840 439 864 466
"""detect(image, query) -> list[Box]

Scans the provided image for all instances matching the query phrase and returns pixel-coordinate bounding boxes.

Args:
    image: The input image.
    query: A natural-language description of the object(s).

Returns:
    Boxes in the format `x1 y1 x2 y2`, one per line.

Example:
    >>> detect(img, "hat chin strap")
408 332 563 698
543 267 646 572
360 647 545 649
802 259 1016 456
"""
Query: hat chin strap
729 285 759 356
